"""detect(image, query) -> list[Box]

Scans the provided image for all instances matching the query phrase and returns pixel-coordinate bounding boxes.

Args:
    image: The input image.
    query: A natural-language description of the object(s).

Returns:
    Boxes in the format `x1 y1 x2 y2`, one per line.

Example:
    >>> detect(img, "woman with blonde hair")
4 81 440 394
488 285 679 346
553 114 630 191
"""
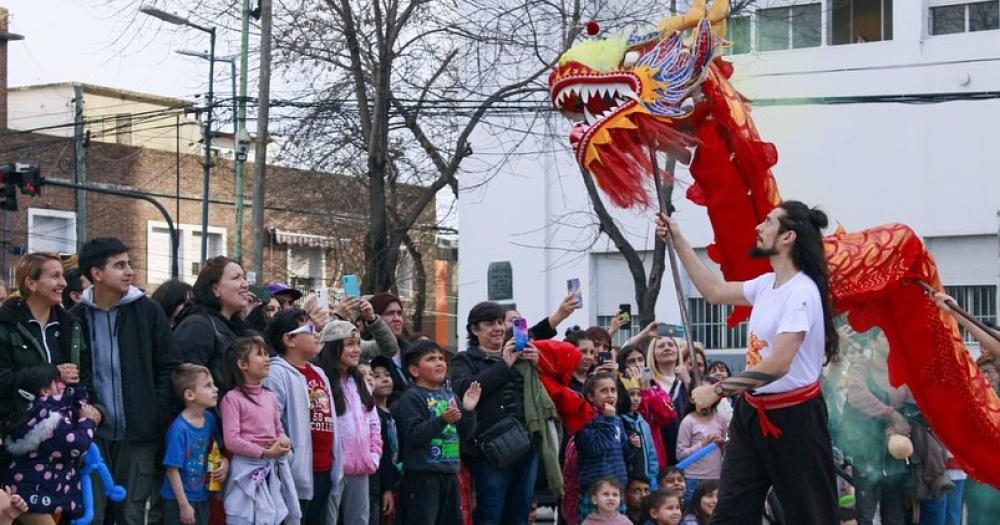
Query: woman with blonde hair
0 252 92 418
647 336 691 465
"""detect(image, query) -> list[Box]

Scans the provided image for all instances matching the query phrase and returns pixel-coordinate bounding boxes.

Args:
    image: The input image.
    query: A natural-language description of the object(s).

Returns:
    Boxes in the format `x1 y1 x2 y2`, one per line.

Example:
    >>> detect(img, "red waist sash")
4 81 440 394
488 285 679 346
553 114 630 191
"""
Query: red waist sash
742 381 821 438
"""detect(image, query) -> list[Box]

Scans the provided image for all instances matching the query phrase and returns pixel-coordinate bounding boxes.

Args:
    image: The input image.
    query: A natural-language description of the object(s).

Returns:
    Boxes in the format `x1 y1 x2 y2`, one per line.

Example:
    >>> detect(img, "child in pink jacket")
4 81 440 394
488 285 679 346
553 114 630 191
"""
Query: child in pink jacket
316 320 382 525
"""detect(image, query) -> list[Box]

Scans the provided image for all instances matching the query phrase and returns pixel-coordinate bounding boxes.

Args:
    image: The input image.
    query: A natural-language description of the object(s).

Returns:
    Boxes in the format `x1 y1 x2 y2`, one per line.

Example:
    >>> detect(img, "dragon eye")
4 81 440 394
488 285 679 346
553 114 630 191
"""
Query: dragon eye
623 50 640 68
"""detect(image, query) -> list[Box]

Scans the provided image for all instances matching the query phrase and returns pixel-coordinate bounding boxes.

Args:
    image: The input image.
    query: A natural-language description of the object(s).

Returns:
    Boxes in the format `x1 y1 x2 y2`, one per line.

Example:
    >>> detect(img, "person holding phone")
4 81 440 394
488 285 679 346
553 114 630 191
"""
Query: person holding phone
656 201 840 524
451 301 543 525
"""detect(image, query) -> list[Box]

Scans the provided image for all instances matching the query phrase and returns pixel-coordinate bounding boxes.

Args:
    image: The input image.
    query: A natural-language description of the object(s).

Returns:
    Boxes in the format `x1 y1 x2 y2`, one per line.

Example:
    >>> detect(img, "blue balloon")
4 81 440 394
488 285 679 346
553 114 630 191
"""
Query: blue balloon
72 443 127 525
675 442 718 470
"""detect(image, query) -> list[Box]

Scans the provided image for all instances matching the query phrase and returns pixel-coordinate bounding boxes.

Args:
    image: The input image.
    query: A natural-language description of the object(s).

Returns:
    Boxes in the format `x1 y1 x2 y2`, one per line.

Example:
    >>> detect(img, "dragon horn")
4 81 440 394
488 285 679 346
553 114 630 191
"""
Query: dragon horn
708 0 730 38
658 0 707 35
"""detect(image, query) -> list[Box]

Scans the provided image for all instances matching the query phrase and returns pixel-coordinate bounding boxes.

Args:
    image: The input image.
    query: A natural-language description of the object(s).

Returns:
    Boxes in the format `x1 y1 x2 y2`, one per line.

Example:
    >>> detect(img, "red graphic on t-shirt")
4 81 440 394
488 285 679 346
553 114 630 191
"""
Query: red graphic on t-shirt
746 332 768 368
298 364 334 472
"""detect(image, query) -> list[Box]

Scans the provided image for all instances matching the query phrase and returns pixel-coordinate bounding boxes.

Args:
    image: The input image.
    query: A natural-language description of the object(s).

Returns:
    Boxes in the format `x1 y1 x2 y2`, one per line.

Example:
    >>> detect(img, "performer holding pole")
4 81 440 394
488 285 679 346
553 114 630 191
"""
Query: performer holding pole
655 200 839 525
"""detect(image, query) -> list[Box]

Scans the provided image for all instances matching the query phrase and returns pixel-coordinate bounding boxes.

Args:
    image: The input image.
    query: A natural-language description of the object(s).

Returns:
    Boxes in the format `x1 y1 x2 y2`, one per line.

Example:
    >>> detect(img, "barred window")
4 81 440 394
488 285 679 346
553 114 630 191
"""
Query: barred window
596 315 641 348
688 298 749 350
944 285 998 343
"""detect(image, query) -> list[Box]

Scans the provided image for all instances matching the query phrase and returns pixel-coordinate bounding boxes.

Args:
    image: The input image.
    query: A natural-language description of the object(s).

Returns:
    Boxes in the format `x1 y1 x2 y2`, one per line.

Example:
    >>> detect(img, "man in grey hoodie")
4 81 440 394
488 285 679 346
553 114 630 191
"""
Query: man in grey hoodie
71 237 180 525
264 308 343 525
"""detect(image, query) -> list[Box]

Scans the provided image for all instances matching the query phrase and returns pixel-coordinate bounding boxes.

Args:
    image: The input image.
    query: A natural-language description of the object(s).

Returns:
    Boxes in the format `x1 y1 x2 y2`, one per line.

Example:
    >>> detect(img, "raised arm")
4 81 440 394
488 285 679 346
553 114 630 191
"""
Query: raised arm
934 292 1000 359
656 213 748 306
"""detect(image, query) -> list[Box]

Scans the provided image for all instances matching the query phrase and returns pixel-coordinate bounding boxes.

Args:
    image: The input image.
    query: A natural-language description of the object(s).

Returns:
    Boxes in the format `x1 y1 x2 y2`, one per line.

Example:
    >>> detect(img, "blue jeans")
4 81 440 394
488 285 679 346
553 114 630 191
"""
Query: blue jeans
944 480 966 525
919 497 946 525
684 478 703 507
468 450 538 525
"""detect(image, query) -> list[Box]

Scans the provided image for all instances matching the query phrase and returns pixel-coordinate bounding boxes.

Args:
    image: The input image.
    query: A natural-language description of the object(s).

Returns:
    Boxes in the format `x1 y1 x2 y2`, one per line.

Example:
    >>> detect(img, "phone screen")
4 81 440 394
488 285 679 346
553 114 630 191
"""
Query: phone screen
658 323 685 338
343 275 361 298
567 278 582 308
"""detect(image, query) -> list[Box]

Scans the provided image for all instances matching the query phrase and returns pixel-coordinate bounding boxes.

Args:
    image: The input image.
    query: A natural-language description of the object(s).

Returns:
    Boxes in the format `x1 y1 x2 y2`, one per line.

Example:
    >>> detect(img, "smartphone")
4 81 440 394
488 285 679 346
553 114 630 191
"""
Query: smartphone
342 274 361 298
658 323 685 338
513 318 529 352
597 351 612 365
641 367 652 382
618 303 631 323
567 278 582 309
317 288 329 311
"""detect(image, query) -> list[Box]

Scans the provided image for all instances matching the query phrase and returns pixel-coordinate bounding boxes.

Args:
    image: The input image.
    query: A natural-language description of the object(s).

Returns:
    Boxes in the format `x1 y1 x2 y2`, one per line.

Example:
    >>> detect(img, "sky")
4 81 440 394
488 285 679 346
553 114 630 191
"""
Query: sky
4 0 241 99
2 0 457 231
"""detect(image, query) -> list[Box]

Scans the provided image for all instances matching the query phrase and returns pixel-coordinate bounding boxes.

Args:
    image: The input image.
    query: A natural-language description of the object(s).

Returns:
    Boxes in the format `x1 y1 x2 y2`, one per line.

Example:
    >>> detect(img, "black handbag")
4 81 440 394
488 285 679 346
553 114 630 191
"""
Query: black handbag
476 416 532 469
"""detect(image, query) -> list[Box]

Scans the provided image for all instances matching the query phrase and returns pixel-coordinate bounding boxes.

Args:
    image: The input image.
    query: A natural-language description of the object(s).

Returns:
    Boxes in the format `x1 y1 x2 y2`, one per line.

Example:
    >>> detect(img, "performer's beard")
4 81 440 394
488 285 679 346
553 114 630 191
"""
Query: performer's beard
750 238 778 259
749 246 778 258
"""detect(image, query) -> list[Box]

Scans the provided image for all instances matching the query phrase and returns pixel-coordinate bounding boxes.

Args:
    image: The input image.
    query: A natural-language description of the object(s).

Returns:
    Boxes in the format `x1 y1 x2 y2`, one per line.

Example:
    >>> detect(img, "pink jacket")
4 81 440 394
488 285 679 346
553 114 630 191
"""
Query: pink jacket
337 378 382 475
220 384 286 459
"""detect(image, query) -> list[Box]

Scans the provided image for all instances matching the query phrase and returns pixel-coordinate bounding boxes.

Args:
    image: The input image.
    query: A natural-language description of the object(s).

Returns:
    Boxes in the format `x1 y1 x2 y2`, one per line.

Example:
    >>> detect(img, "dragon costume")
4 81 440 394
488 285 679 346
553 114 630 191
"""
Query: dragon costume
548 0 1000 489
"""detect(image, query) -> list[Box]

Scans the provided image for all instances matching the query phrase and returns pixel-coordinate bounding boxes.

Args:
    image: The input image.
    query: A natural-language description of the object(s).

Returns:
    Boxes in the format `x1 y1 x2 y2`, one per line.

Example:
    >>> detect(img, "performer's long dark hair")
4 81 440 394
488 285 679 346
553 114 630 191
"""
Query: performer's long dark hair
777 200 840 364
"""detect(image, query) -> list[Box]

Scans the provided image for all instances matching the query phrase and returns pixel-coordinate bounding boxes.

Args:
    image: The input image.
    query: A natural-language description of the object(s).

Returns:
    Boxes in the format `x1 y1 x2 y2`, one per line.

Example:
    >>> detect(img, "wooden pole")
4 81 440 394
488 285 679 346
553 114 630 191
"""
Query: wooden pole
650 145 703 387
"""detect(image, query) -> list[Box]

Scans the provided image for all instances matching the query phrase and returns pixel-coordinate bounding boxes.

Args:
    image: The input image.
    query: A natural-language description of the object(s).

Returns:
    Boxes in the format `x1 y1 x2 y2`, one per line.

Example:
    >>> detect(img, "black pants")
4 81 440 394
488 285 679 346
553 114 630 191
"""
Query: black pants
300 469 333 525
710 395 838 525
398 470 461 525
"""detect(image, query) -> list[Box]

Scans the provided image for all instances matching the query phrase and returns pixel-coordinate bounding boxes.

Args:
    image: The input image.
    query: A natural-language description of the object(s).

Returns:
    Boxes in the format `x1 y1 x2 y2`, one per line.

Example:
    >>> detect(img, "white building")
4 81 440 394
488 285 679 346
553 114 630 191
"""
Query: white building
458 0 1000 364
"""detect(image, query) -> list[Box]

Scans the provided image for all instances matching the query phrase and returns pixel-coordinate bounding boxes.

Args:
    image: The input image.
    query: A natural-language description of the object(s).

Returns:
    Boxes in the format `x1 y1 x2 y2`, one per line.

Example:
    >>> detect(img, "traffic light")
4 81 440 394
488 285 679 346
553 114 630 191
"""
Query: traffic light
16 164 41 196
0 163 44 211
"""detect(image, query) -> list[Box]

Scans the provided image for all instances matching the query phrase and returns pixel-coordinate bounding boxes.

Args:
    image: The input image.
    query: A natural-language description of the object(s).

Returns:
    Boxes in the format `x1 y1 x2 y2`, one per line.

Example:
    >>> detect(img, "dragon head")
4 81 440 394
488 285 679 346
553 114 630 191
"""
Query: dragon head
548 0 729 208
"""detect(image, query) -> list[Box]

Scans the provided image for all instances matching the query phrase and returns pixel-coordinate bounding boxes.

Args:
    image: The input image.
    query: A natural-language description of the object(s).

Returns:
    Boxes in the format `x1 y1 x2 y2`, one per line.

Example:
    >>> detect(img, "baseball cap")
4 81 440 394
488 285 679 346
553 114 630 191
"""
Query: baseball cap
319 319 359 343
267 282 303 302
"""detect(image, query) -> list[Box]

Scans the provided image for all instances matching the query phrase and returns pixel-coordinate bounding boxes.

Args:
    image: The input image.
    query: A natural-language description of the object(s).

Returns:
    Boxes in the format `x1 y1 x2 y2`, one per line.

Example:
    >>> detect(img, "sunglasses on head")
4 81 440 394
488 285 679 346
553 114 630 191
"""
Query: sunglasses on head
287 324 317 336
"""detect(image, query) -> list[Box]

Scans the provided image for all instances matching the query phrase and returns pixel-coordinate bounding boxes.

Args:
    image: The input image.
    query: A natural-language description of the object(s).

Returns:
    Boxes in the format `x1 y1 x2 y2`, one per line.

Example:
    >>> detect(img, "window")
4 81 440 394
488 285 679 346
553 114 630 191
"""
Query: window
115 113 132 145
146 221 225 286
688 298 748 350
830 0 893 44
930 1 1000 35
596 314 641 347
27 208 76 254
396 250 415 300
944 285 998 344
288 245 325 291
727 16 751 54
757 3 821 52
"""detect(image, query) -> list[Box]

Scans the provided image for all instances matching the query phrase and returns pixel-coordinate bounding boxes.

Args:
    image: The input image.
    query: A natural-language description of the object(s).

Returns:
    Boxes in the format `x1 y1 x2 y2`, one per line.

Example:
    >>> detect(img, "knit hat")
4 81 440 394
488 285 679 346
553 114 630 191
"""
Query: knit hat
319 319 359 343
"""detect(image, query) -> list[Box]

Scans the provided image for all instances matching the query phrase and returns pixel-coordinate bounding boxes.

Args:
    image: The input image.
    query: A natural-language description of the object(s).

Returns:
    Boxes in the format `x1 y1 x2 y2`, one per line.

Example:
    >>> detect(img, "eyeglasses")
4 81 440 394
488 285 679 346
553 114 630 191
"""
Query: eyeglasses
287 324 317 336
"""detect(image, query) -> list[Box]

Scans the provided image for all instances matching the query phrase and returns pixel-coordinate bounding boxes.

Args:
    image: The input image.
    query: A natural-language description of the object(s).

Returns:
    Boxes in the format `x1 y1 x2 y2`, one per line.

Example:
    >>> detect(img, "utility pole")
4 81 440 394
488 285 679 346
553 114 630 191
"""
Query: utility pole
200 27 217 265
251 0 273 280
73 84 87 249
235 0 251 264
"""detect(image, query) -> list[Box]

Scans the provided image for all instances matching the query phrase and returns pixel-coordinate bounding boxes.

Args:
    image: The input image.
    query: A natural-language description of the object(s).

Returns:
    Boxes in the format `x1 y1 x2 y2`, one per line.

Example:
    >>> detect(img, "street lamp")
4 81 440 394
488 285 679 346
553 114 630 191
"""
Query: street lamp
177 50 247 262
140 6 216 266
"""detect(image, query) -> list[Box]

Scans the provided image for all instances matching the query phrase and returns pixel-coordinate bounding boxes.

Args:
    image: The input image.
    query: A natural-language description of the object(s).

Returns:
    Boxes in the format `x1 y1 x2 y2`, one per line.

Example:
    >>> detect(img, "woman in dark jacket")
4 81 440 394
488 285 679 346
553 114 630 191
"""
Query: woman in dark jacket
172 256 252 392
0 253 91 417
451 301 541 525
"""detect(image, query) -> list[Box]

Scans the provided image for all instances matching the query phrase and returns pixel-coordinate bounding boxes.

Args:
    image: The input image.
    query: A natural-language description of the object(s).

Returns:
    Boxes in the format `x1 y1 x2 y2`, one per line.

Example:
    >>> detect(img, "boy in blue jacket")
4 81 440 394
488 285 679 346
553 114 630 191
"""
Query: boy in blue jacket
577 371 636 519
393 340 481 525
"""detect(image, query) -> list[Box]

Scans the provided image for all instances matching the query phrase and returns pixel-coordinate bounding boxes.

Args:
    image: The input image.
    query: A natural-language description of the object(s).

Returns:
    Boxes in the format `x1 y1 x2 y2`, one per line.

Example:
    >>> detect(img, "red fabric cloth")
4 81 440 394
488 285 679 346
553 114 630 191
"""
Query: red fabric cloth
297 363 334 472
639 385 676 468
824 223 1000 488
741 381 821 438
532 339 597 435
561 436 581 525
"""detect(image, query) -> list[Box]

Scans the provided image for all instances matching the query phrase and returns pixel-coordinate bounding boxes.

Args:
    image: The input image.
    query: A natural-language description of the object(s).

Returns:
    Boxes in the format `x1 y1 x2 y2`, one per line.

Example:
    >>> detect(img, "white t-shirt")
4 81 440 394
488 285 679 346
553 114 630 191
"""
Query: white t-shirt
742 271 826 394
